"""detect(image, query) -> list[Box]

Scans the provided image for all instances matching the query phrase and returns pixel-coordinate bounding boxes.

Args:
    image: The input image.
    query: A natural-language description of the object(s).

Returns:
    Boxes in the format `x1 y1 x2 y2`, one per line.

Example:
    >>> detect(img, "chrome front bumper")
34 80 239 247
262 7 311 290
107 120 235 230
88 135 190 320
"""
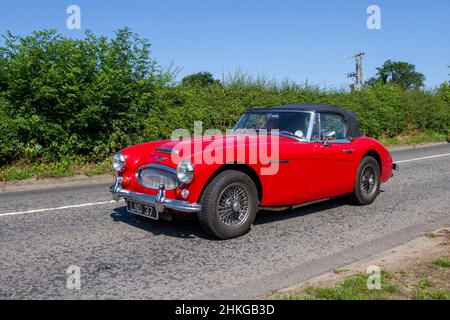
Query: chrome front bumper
110 177 201 214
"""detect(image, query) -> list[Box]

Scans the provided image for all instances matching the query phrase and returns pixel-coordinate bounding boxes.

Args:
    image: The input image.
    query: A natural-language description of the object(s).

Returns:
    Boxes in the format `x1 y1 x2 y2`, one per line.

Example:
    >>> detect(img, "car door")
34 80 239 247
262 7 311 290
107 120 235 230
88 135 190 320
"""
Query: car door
308 112 354 200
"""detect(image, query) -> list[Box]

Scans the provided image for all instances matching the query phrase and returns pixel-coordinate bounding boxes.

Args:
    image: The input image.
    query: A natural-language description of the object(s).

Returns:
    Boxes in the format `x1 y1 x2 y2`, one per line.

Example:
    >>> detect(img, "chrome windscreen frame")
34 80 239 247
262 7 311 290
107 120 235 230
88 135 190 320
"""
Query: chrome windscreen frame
234 110 316 143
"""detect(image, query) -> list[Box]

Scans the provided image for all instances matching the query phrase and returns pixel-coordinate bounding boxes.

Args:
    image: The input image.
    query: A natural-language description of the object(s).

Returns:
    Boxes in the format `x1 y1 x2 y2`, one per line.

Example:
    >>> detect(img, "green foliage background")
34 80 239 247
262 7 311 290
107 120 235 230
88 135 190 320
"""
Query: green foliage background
0 29 449 168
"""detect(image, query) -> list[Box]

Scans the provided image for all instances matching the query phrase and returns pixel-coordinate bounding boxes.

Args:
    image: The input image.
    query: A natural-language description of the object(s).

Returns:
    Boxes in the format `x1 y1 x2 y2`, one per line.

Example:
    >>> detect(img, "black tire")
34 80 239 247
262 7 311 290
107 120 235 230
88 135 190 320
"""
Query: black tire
349 156 381 205
198 170 259 239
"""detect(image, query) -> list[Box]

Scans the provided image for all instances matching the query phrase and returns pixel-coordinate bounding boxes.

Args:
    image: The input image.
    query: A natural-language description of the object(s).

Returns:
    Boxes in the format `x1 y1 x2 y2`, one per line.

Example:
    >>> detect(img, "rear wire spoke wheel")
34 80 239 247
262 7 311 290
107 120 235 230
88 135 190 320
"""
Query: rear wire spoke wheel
350 156 381 205
360 167 377 198
198 170 258 239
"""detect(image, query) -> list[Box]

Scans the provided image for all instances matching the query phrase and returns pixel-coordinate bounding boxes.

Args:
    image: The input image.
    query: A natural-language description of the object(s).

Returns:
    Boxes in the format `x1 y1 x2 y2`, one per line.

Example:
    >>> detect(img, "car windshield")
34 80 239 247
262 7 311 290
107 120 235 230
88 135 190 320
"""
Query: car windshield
233 111 312 139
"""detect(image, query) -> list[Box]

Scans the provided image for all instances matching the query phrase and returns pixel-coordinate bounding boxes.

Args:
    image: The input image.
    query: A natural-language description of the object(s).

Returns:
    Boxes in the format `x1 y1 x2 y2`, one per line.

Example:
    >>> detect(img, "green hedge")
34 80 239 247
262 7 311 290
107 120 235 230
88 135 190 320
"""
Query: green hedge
147 82 449 142
0 30 449 167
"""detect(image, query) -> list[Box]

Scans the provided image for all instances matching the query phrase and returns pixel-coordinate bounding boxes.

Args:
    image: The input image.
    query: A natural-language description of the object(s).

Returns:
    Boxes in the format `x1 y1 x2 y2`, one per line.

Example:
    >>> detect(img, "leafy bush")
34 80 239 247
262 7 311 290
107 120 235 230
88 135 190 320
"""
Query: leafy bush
0 29 169 165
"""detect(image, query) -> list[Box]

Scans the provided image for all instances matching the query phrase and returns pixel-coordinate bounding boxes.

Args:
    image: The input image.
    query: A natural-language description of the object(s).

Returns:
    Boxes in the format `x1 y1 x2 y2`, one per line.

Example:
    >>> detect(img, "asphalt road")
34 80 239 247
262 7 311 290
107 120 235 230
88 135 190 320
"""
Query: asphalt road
1 144 449 299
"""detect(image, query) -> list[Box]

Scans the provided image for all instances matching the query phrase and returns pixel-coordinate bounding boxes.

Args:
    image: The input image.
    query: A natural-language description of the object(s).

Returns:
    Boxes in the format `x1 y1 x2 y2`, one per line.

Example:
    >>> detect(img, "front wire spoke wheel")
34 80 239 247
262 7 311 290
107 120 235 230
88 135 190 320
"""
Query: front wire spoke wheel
198 170 258 239
217 183 250 228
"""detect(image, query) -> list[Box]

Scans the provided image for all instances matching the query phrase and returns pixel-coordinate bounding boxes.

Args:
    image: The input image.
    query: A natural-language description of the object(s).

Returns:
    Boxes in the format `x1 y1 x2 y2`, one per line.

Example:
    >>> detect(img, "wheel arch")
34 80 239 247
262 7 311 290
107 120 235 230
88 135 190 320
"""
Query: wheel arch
199 163 263 203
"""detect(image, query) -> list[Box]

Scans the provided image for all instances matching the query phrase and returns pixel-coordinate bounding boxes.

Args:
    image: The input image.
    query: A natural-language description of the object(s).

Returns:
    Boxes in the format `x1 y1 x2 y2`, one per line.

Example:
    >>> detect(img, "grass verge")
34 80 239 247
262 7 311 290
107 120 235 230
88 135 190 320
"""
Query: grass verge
432 258 450 268
379 132 448 146
276 267 450 300
0 160 112 182
267 229 450 300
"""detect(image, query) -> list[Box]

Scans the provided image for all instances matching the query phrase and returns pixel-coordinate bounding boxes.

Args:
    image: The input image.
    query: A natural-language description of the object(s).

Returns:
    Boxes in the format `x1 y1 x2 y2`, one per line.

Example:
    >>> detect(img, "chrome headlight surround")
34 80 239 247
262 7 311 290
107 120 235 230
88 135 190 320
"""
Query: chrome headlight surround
112 152 126 172
176 159 194 184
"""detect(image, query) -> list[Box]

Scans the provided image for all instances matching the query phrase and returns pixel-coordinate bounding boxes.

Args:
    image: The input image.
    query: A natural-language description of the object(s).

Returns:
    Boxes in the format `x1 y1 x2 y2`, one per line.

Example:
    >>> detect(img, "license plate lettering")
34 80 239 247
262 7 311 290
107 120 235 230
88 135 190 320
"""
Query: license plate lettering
126 200 158 220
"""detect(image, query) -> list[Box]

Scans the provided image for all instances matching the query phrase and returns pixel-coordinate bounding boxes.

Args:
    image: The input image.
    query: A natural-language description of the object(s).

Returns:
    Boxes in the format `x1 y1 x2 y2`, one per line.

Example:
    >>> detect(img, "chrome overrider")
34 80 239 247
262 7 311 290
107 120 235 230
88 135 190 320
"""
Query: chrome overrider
110 176 201 214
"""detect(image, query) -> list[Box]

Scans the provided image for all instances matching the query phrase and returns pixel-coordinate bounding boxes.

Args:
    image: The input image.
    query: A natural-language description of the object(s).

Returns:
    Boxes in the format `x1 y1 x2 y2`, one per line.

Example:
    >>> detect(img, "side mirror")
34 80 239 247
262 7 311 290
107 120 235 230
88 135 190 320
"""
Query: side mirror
294 130 305 139
322 131 336 146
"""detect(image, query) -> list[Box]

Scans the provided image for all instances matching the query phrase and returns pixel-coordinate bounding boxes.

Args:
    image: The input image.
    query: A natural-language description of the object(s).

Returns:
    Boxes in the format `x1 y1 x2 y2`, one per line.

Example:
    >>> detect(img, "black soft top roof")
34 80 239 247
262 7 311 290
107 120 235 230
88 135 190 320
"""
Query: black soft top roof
246 103 362 139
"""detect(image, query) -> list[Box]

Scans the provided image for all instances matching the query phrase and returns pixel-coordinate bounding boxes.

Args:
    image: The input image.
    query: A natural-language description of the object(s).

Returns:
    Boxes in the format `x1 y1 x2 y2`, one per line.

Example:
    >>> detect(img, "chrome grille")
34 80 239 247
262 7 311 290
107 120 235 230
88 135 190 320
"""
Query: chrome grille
137 166 179 190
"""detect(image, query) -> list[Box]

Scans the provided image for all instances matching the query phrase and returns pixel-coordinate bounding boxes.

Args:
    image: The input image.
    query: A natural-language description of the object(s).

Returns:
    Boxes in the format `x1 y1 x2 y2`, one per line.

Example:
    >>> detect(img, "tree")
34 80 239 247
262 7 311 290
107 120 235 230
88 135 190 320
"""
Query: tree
366 60 425 90
181 72 221 87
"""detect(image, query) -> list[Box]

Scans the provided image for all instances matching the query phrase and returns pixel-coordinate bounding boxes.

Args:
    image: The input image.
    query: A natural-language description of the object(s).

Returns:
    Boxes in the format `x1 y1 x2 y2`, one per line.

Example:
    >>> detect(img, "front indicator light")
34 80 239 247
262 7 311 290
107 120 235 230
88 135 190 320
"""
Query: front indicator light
181 189 189 199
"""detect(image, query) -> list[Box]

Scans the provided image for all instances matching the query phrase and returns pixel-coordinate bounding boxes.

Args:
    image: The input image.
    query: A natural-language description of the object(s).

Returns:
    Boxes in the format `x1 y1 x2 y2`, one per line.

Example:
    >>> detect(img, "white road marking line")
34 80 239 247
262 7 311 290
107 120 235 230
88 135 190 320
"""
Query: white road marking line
395 153 450 164
0 200 117 217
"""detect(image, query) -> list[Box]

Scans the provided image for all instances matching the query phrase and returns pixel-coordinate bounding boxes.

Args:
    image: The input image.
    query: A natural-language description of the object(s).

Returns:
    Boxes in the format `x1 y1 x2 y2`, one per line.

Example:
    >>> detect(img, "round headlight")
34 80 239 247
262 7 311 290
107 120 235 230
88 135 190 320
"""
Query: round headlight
112 152 126 172
176 160 194 183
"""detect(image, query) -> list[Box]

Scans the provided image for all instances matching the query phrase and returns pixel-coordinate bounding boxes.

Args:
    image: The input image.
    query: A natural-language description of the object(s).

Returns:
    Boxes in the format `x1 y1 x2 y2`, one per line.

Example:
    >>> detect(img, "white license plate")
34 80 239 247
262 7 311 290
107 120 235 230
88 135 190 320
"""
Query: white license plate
126 200 158 220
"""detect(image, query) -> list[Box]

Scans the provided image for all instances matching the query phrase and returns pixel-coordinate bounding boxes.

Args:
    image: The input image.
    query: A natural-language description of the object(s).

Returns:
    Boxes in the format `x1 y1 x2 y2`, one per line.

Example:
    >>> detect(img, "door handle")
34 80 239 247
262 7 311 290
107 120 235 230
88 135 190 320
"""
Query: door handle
343 149 354 154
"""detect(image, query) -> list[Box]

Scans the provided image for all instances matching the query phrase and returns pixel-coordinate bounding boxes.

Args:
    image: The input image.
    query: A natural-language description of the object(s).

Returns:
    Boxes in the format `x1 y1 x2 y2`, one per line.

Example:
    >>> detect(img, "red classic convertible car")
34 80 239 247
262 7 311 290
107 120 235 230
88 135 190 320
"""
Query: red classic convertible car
111 104 397 239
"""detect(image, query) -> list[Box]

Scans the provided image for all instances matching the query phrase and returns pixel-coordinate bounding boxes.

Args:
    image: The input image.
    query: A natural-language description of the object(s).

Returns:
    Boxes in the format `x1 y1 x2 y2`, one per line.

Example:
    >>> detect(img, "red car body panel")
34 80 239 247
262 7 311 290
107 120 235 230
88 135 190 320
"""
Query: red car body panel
118 134 393 210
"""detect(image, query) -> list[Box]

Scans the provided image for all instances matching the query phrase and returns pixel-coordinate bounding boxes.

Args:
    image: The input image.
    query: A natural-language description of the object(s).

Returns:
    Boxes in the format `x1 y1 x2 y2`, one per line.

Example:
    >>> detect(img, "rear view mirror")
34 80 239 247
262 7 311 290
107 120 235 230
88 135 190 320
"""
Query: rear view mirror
322 131 336 146
294 130 305 139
